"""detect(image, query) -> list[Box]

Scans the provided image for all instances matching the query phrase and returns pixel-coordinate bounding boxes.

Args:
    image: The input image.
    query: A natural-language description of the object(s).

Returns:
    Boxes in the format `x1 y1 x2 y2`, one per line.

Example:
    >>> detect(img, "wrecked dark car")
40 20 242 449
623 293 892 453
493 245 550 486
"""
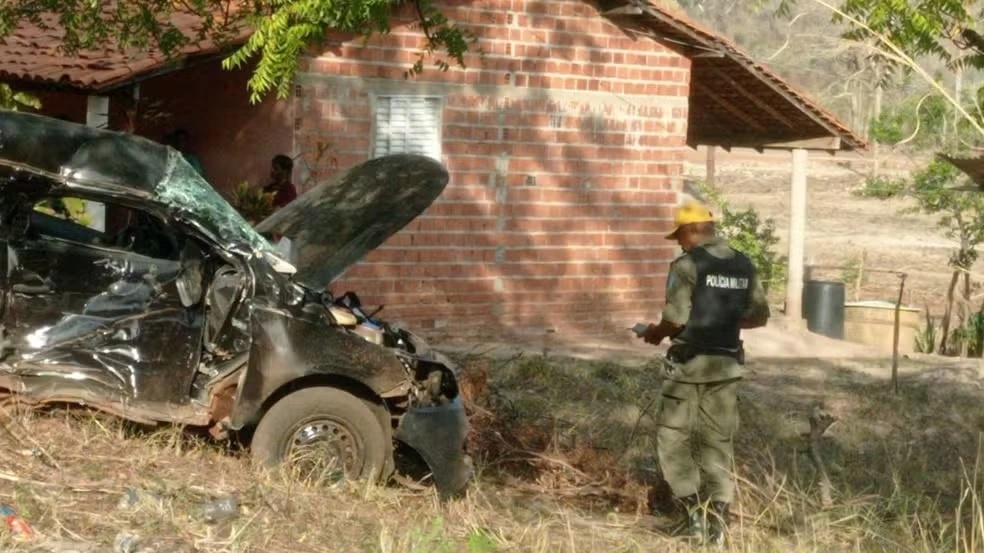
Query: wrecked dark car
0 111 471 496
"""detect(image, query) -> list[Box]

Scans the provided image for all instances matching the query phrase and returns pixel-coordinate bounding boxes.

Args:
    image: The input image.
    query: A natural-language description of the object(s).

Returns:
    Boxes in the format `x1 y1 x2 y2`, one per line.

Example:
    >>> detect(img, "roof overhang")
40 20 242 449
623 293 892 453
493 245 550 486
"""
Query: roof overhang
938 154 984 190
0 10 250 94
601 0 866 153
1 0 866 154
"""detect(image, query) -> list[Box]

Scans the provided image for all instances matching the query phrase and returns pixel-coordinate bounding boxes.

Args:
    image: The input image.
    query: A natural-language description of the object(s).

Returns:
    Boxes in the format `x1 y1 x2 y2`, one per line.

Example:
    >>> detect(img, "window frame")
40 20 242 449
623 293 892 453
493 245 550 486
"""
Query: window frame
369 93 445 161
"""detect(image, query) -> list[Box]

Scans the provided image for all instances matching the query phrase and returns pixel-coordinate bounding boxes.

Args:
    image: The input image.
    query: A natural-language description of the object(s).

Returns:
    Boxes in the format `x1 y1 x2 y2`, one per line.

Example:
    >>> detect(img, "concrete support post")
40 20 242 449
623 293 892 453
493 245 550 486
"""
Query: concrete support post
785 148 808 324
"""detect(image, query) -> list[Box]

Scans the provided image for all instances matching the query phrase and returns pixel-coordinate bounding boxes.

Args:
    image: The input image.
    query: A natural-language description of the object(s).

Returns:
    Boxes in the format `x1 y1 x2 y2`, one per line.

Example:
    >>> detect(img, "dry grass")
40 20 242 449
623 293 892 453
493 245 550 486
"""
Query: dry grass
2 352 984 552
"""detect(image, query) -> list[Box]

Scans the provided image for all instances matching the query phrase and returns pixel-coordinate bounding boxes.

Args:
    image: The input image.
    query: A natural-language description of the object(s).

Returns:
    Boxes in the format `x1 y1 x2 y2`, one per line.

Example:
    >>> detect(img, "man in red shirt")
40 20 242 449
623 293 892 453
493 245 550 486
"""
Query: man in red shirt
263 154 298 209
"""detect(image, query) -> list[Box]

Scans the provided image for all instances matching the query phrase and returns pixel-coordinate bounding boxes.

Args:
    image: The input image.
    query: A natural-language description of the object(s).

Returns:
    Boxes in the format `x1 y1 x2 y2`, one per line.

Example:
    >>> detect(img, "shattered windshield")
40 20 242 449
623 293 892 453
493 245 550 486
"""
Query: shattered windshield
0 110 276 257
156 150 275 255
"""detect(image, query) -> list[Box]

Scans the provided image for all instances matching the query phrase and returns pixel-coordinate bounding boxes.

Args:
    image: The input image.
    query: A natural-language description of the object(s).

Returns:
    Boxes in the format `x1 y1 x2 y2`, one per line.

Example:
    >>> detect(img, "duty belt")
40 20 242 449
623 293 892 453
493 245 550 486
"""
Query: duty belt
666 341 745 365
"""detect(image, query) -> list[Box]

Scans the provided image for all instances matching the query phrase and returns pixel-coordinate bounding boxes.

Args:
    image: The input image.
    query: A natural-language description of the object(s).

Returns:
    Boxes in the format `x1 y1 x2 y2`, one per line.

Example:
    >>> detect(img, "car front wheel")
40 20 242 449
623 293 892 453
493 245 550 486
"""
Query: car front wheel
251 387 388 484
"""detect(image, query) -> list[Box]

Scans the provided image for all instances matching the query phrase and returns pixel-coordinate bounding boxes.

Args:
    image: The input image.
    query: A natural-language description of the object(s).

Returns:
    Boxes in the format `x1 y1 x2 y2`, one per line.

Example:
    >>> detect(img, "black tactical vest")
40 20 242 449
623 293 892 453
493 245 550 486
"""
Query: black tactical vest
675 245 755 350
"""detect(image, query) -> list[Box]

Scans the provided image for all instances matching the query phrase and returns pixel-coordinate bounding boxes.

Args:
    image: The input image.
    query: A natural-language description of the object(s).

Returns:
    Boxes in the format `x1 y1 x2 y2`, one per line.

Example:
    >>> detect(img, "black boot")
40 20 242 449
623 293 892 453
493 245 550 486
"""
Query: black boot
674 494 705 542
706 501 730 546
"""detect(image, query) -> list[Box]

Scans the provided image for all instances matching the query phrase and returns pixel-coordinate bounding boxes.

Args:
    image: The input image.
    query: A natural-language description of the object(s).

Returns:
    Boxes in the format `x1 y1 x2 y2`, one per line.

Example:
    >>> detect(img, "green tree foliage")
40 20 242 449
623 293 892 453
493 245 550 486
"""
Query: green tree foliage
769 0 984 140
677 1 925 139
905 160 984 355
867 109 905 145
868 93 961 149
0 83 39 111
830 0 983 71
760 0 983 68
0 0 476 104
907 160 984 269
868 94 952 149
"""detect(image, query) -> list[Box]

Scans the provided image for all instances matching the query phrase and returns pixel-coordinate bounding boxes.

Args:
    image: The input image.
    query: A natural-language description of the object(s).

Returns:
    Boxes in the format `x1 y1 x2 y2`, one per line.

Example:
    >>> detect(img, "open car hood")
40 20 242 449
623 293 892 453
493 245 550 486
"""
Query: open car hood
254 154 449 290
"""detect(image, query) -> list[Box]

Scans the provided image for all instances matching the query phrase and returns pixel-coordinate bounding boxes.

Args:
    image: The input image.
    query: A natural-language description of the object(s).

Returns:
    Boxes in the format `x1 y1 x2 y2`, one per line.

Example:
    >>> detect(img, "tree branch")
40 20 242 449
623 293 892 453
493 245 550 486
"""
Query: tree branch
895 93 933 147
805 404 837 507
810 0 984 140
766 11 810 60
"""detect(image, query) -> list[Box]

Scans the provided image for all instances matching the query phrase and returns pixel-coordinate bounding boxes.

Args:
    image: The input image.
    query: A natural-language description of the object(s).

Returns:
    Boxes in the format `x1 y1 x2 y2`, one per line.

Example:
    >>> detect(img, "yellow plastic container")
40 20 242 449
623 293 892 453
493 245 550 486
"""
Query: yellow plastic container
843 300 921 354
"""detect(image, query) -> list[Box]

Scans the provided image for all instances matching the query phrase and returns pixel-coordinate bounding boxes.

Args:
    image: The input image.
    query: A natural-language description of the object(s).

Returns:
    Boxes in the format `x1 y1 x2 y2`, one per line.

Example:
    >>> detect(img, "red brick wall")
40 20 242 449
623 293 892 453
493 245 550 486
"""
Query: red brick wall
295 0 690 335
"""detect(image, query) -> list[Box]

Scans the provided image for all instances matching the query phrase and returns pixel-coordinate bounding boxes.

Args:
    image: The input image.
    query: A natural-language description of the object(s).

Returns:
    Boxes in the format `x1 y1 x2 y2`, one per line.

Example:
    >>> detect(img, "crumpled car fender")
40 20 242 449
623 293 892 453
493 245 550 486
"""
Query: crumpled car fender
396 397 472 498
228 306 407 429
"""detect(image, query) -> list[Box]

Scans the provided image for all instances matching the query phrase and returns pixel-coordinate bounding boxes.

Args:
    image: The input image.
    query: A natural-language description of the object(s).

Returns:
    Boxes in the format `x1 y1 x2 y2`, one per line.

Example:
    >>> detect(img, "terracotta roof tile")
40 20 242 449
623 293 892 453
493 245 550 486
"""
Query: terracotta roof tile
0 10 250 92
3 0 866 152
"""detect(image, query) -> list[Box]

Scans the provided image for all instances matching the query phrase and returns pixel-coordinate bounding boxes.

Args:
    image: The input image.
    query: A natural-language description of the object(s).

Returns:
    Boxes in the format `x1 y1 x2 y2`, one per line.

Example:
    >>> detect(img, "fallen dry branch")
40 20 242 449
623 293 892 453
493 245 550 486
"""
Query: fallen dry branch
0 408 62 470
806 404 838 507
505 480 647 505
464 383 652 513
0 470 120 495
526 451 593 480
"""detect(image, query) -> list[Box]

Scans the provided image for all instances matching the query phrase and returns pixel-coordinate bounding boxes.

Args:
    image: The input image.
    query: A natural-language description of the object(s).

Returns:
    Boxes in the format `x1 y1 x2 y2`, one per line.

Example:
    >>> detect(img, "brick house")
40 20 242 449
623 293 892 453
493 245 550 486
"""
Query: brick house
0 0 864 336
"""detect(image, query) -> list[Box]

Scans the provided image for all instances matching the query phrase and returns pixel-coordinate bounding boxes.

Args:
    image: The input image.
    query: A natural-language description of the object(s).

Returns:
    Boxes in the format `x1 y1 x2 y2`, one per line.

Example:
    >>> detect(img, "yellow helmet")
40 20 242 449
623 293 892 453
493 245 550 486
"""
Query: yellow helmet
666 201 714 239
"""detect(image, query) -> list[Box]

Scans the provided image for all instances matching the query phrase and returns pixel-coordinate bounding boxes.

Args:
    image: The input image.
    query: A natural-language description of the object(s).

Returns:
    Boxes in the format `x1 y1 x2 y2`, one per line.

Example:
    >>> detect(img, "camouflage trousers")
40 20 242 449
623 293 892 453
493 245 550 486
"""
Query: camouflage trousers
656 375 741 504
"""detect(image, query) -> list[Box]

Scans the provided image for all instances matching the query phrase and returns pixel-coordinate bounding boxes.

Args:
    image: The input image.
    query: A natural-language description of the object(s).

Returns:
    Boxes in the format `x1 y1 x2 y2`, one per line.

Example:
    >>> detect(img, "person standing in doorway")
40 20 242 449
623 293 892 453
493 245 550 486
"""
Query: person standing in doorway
263 154 298 209
168 129 206 178
638 201 770 546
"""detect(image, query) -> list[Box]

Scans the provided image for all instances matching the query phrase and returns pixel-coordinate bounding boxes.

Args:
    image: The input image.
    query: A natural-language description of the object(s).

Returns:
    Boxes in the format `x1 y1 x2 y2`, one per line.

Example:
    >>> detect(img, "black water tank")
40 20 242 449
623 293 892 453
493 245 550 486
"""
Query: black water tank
802 280 845 339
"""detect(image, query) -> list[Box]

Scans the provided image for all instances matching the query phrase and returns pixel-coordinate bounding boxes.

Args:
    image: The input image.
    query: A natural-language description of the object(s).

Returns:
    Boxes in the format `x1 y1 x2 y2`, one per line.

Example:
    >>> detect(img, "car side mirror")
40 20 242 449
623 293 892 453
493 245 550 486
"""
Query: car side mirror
176 241 204 308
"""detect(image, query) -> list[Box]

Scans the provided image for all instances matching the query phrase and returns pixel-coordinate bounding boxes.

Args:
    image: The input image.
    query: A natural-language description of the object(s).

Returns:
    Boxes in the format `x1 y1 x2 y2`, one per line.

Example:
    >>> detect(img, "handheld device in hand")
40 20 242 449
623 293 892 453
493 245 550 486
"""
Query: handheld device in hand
631 322 648 336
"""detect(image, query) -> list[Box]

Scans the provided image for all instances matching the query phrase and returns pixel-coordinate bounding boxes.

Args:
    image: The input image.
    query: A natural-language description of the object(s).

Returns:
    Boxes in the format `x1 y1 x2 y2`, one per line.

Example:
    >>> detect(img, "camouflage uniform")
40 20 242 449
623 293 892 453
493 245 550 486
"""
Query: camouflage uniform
657 236 770 517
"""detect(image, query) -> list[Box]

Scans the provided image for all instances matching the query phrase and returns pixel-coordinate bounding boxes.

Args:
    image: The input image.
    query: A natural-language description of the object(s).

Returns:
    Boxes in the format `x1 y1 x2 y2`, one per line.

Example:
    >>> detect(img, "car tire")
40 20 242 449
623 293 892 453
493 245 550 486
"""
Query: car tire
251 387 388 483
363 399 396 481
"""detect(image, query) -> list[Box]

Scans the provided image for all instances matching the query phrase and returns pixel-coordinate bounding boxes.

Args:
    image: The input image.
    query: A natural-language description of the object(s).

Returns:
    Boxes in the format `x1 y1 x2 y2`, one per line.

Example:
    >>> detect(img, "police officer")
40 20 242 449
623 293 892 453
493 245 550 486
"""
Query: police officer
638 201 770 546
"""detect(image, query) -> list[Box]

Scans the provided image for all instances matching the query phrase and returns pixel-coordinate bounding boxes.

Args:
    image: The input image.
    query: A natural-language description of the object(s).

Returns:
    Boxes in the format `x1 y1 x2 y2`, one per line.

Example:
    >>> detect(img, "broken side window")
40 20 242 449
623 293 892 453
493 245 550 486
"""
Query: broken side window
28 196 180 261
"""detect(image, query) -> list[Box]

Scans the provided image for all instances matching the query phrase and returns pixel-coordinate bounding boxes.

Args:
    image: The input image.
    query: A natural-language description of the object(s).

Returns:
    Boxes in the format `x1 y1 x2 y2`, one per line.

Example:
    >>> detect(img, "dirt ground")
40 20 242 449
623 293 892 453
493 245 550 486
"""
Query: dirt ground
6 325 984 553
6 284 984 552
440 312 881 364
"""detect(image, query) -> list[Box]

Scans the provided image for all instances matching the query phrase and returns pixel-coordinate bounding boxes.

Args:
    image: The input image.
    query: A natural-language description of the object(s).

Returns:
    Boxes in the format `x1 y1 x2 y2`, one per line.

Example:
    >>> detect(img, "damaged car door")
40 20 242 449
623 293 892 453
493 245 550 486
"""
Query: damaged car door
0 194 206 418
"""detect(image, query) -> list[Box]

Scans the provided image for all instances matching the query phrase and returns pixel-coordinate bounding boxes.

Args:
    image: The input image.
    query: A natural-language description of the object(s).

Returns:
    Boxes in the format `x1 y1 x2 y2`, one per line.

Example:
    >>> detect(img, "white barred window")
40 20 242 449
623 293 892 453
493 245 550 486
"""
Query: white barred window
372 95 443 161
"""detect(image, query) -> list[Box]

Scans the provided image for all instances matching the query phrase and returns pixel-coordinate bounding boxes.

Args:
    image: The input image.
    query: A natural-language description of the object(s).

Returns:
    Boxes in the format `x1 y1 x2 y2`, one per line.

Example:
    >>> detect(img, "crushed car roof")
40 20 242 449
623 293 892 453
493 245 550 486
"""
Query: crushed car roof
0 110 276 258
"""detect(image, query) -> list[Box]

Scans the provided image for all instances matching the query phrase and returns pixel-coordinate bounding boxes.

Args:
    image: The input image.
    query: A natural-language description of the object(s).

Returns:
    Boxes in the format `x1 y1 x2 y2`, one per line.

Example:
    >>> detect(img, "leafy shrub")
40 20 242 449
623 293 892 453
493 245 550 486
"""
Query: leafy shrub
868 109 906 145
868 94 953 151
914 308 938 354
0 83 40 111
947 313 984 358
854 176 906 199
229 181 275 224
